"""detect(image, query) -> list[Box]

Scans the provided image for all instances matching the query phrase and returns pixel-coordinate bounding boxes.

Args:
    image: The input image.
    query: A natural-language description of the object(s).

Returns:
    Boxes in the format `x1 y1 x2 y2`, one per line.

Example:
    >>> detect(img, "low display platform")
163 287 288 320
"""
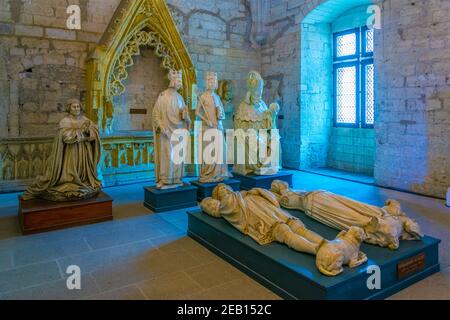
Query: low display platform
144 184 198 213
190 179 241 201
19 192 113 235
232 171 293 190
188 209 440 300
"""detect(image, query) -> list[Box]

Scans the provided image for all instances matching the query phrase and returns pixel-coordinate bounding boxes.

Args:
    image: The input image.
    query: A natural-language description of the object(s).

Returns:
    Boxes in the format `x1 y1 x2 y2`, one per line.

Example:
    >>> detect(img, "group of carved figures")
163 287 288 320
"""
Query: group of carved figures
20 69 424 278
152 69 281 189
201 181 423 277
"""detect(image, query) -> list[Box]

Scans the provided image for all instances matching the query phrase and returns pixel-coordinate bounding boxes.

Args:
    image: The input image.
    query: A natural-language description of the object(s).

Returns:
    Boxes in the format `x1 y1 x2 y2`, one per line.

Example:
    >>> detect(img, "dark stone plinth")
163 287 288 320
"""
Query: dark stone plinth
232 171 293 190
144 184 198 213
187 208 440 300
19 192 113 235
190 179 241 201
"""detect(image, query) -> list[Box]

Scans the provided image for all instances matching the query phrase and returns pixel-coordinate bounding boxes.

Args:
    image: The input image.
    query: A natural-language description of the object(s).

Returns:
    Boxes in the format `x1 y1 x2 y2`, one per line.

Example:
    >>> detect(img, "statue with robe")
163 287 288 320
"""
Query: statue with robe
218 80 234 130
196 72 230 183
152 70 191 189
201 184 325 256
234 71 280 176
271 180 423 250
23 99 102 202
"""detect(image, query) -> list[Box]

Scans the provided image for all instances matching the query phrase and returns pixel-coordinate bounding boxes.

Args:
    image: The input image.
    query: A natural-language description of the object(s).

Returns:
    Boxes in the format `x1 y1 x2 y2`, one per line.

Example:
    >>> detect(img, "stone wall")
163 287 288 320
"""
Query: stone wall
261 0 449 198
1 0 449 198
374 0 450 198
0 0 259 137
327 127 375 175
0 0 121 137
112 48 168 132
299 22 332 169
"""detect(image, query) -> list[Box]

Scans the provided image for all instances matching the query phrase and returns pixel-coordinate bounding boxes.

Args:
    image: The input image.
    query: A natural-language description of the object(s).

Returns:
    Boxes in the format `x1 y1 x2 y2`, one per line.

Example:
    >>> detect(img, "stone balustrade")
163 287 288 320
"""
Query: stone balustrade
0 131 155 193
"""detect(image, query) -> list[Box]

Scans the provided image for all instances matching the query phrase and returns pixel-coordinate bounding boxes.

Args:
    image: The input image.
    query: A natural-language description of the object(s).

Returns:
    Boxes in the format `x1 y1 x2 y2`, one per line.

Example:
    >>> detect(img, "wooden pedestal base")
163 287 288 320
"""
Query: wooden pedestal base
18 192 113 235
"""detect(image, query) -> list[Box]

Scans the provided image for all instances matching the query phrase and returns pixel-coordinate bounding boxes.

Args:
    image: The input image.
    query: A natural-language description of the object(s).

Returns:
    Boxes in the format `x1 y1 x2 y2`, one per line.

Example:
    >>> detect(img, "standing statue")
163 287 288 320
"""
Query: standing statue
234 71 280 176
271 180 423 250
218 80 234 130
23 99 102 202
196 72 230 183
201 184 325 256
152 70 191 190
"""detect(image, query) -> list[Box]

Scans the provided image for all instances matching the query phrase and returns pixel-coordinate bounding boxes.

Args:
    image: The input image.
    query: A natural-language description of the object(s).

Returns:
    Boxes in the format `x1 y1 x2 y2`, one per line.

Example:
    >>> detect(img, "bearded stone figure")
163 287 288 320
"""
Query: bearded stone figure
23 99 102 202
234 71 280 176
196 72 230 183
201 184 325 256
218 80 234 130
152 70 191 189
271 180 423 250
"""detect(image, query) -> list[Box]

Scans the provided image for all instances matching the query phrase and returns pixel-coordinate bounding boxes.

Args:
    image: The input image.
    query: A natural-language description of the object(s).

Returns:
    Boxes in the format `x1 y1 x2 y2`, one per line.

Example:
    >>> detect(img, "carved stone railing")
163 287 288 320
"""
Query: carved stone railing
0 131 155 193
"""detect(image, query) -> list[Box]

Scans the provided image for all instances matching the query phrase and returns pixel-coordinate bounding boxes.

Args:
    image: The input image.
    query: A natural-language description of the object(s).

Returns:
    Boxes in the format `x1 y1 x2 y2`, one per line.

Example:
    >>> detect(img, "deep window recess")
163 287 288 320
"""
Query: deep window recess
333 27 374 128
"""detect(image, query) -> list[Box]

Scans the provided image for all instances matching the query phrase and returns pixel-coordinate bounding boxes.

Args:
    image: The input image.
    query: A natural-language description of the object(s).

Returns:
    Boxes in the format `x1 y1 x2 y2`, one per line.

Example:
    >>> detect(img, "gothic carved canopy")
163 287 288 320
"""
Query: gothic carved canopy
85 0 197 131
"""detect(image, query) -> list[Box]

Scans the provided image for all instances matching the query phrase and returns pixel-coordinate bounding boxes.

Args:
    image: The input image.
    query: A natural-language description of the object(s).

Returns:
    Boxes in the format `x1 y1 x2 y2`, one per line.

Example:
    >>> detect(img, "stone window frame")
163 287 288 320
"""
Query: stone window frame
333 27 375 129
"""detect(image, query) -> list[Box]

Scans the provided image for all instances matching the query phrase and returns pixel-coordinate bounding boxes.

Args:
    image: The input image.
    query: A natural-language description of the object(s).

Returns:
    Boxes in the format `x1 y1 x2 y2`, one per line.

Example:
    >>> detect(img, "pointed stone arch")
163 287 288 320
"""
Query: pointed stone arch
85 0 197 132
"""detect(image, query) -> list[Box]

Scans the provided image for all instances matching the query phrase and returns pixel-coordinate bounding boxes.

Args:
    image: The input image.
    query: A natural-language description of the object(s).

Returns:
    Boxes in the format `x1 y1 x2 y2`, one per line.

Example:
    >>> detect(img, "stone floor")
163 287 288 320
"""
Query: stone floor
0 170 449 300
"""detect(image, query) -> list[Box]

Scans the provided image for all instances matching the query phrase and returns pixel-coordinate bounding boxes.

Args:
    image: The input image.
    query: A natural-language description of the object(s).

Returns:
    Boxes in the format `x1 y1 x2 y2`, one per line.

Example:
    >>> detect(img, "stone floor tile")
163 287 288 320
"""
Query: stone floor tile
85 285 146 300
1 274 100 300
13 238 91 267
0 261 61 293
137 271 203 300
184 260 243 289
57 240 158 276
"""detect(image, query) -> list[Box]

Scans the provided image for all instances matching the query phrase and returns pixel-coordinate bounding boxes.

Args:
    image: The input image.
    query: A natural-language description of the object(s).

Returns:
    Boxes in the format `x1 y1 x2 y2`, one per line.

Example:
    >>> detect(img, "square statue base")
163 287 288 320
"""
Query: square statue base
190 179 241 201
188 209 440 300
19 192 113 235
144 184 198 213
232 171 293 190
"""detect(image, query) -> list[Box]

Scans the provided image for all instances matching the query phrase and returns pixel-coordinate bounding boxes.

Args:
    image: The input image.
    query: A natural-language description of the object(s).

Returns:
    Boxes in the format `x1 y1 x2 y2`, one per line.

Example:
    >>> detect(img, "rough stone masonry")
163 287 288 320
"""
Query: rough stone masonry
0 0 449 199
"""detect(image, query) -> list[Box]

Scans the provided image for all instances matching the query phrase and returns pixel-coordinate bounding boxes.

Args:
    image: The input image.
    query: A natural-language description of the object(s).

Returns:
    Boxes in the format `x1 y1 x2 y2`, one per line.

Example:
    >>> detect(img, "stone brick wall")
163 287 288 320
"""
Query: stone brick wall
0 0 259 137
167 0 260 112
374 0 450 198
299 22 332 169
112 48 168 132
327 128 375 175
1 0 449 198
0 0 121 137
260 0 449 198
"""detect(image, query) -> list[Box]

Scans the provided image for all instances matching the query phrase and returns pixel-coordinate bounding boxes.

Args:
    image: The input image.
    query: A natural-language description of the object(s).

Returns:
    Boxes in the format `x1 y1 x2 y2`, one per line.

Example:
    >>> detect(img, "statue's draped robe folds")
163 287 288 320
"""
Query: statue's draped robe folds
152 88 188 187
274 185 423 250
24 116 102 202
213 188 294 245
197 91 229 183
234 97 280 176
202 187 323 255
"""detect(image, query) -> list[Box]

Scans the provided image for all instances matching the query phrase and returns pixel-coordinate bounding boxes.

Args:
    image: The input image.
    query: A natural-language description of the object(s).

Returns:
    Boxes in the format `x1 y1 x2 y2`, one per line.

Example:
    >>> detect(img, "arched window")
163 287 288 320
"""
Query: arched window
333 27 374 128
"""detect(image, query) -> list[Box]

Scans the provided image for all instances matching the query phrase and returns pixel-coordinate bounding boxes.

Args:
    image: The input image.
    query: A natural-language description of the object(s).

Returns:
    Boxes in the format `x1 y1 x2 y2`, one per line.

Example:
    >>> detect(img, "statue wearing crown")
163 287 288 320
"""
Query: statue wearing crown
151 70 191 189
234 71 281 176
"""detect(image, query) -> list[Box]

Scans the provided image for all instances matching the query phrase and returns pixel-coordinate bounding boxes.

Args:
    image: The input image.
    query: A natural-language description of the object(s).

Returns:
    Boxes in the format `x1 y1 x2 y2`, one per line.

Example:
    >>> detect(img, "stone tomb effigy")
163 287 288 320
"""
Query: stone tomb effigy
187 208 440 300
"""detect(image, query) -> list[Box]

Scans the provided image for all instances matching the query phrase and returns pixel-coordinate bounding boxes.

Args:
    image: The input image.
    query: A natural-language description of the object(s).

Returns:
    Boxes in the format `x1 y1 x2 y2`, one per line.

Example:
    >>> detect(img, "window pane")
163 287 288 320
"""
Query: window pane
336 66 357 124
365 63 375 125
336 33 357 57
365 28 374 53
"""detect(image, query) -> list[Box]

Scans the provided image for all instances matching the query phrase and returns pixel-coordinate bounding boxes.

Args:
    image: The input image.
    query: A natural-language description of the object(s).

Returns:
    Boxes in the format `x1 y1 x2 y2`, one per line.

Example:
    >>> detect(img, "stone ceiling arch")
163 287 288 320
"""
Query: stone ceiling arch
302 0 375 24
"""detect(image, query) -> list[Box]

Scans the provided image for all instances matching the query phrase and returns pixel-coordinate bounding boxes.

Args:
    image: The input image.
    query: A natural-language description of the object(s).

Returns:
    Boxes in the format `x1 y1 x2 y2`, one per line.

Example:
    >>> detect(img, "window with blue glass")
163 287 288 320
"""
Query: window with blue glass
333 27 374 128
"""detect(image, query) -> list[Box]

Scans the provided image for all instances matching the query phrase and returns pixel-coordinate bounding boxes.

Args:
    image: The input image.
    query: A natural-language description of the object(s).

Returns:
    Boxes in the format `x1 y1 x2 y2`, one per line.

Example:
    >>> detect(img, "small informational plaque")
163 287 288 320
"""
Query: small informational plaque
130 109 147 115
397 252 426 279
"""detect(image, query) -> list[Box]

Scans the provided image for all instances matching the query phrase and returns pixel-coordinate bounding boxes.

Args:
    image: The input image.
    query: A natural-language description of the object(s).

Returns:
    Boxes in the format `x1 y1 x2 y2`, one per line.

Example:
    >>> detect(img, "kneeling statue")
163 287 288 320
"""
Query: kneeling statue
201 184 325 256
271 180 423 250
23 99 102 202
